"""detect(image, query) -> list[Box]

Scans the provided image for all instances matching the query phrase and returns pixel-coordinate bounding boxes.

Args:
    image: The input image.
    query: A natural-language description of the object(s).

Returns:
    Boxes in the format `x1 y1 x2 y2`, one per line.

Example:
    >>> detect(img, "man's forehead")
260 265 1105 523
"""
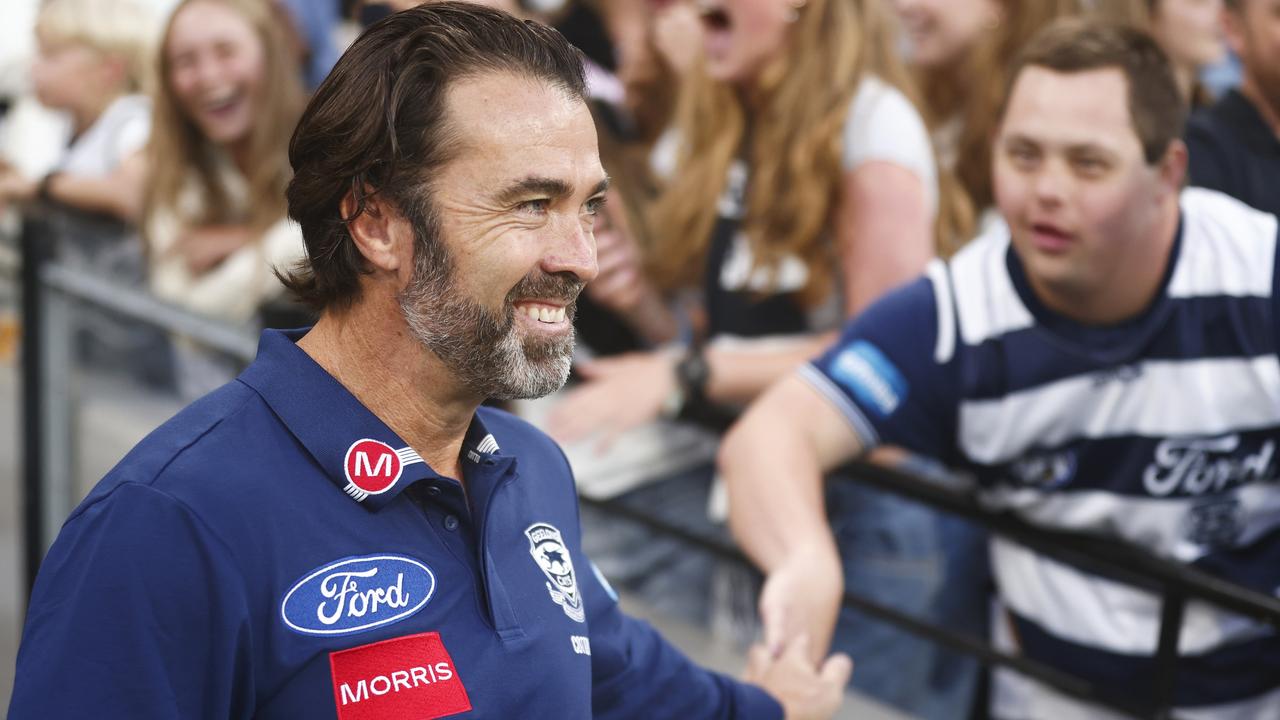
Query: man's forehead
443 71 592 149
1000 66 1139 150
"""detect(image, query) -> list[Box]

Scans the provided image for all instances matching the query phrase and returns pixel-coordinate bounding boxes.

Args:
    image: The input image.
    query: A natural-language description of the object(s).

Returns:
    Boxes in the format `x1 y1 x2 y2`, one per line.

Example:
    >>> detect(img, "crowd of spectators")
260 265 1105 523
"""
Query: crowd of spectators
1 0 1277 718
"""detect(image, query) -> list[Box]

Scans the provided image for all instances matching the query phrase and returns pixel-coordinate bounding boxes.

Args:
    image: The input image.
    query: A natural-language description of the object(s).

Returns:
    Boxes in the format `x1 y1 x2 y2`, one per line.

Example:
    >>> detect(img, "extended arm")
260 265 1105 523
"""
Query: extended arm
720 373 865 662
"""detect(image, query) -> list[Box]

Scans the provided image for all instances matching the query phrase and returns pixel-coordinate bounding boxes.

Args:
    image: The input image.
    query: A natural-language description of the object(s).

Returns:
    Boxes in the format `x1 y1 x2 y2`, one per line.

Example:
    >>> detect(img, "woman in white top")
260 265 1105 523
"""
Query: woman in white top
553 0 952 448
145 0 306 326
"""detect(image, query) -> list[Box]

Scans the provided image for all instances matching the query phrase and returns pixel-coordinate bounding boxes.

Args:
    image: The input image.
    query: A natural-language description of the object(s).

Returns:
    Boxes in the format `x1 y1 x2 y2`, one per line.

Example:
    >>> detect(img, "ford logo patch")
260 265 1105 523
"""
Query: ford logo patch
281 554 436 636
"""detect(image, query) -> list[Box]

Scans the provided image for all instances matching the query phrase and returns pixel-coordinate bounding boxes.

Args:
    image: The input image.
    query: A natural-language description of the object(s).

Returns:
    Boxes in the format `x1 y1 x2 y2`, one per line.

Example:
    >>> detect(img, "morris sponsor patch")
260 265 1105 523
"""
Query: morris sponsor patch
525 522 584 622
330 632 471 720
282 554 435 636
829 341 908 418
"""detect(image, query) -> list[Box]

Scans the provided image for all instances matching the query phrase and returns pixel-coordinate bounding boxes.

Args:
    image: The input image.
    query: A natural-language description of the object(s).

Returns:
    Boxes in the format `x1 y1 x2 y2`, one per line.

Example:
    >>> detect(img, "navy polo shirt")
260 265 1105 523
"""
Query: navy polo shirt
1186 89 1280 216
10 329 781 720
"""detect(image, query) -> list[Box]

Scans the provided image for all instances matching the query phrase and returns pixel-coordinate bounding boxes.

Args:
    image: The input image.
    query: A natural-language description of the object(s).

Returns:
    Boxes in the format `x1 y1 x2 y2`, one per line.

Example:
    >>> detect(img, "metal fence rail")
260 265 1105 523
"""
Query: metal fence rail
16 220 1280 720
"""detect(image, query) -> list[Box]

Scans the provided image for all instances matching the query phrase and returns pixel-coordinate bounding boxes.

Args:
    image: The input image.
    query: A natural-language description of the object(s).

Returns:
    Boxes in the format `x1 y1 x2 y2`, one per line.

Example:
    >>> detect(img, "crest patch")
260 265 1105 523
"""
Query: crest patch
525 522 584 622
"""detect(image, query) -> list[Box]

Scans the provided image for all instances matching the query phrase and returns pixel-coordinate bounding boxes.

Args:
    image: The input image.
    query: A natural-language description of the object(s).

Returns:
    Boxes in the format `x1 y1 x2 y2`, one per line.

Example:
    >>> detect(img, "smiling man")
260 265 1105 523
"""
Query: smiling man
721 18 1280 720
8 5 850 719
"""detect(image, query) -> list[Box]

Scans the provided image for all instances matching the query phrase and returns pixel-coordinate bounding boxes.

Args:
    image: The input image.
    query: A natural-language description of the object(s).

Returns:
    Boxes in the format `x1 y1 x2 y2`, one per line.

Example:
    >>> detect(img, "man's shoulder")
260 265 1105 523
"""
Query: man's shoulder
1181 187 1279 244
74 381 287 520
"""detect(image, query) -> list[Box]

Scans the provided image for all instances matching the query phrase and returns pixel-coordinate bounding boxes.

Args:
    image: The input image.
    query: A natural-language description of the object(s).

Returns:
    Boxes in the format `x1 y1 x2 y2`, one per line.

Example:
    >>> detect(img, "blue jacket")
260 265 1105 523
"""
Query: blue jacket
10 329 782 720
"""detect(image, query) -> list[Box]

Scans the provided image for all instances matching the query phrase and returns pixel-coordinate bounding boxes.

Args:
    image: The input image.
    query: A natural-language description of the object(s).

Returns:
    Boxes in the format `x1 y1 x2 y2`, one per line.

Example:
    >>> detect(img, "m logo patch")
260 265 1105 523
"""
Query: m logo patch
343 439 404 501
330 632 470 720
525 522 584 622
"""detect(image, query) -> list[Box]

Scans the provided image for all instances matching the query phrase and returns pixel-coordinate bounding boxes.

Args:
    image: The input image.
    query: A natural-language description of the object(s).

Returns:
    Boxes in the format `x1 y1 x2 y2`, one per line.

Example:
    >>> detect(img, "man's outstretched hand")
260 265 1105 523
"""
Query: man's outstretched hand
745 633 852 720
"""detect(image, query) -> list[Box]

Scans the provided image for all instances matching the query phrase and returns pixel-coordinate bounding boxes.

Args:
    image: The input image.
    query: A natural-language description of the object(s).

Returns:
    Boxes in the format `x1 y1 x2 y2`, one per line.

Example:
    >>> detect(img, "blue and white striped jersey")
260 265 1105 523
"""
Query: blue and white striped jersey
803 188 1280 719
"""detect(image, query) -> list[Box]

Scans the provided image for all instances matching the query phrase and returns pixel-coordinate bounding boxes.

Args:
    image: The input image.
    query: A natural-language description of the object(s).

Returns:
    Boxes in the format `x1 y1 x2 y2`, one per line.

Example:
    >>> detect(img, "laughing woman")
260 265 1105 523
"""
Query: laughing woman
145 0 308 396
546 0 984 716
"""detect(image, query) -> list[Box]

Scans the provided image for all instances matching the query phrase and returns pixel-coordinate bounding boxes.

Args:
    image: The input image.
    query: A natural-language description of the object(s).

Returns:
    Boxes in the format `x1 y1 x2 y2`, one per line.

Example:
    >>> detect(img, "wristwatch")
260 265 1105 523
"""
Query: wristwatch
661 345 710 420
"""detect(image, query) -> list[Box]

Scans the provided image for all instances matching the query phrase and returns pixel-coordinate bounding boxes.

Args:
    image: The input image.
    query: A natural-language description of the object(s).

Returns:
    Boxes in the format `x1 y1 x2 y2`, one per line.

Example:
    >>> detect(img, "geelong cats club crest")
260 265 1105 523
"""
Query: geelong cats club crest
525 523 584 622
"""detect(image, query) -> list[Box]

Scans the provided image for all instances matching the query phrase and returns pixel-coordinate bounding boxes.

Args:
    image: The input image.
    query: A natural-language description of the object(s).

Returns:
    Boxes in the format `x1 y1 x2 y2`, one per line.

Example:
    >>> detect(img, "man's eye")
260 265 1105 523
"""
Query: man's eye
585 195 607 216
518 199 550 214
1073 157 1107 175
1005 145 1039 170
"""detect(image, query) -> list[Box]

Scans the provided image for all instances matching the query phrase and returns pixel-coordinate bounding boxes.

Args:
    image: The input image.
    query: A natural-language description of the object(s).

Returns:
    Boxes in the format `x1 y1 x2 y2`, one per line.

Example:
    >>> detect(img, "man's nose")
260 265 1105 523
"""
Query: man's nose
1032 161 1069 206
541 217 598 283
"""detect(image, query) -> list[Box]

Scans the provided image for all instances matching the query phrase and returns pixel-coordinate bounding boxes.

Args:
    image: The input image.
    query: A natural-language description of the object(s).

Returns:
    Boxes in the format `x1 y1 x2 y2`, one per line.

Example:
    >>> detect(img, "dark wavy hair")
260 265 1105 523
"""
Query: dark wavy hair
281 1 587 311
1003 18 1185 165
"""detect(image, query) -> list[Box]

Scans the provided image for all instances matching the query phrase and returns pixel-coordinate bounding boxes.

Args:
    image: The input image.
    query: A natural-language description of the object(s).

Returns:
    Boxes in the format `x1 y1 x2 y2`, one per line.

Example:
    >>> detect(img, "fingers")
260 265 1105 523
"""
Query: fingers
820 653 853 687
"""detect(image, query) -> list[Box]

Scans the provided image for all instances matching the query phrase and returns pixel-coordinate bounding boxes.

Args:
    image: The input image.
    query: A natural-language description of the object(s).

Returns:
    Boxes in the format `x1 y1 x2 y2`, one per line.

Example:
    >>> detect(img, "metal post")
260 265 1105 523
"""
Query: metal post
39 284 75 552
19 216 48 601
1151 591 1186 719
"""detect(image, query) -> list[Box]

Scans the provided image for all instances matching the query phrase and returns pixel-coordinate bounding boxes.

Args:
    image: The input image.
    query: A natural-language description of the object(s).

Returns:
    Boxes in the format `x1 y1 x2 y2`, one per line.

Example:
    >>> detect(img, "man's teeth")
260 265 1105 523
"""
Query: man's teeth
523 305 566 323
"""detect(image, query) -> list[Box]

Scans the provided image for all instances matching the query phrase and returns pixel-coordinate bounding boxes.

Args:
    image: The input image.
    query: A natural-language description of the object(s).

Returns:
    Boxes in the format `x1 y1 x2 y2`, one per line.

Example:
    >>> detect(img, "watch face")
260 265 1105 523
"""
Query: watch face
678 350 710 395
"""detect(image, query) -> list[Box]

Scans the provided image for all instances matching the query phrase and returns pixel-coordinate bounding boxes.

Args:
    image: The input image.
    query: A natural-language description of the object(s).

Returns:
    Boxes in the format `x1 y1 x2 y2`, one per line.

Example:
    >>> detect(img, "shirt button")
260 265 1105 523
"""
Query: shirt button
424 485 441 497
443 515 459 531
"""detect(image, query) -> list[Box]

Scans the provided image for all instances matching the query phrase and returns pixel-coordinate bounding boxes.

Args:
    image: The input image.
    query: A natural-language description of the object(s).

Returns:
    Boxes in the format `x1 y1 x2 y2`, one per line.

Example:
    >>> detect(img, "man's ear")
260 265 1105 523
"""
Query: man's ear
341 188 407 273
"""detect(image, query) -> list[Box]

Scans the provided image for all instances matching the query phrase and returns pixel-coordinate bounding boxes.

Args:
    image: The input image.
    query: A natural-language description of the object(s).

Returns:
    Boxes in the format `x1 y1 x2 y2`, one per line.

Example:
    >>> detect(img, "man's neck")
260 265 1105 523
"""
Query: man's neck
298 302 481 483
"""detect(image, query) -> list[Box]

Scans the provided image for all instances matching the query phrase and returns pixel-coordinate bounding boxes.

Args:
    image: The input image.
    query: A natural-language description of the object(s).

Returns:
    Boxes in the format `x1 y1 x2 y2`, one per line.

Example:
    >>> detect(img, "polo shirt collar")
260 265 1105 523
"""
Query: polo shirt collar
237 328 506 511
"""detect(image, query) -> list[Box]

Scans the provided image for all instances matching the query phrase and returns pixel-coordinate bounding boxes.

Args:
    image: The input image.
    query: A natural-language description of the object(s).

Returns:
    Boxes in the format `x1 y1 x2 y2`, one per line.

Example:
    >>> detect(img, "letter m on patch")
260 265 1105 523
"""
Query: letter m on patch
355 452 393 478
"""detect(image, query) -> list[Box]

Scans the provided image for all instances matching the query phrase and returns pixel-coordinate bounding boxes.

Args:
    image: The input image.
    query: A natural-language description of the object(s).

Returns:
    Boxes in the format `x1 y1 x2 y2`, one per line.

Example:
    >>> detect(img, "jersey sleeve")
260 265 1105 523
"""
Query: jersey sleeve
8 482 255 719
581 560 783 720
800 268 960 462
841 77 939 216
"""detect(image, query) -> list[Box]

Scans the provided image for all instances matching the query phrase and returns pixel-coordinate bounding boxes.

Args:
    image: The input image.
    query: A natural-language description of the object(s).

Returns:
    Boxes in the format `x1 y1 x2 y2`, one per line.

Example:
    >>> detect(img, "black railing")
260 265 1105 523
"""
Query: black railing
16 221 1280 720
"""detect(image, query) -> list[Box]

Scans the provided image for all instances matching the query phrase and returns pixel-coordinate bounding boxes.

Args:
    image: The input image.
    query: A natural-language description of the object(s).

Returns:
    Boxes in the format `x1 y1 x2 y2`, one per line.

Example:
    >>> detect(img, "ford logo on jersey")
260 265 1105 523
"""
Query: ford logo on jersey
281 554 436 636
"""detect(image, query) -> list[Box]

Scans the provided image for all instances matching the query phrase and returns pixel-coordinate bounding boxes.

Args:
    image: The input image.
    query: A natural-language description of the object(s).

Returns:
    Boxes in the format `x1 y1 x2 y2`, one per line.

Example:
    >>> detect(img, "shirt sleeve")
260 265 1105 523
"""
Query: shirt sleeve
800 268 960 462
581 560 783 720
110 99 151 162
841 76 939 216
8 483 255 720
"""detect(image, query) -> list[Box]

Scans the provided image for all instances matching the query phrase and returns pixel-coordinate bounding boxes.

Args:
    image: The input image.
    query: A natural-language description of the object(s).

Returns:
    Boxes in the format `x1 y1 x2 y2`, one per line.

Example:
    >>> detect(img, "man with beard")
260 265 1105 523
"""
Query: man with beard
8 5 850 719
1185 0 1280 215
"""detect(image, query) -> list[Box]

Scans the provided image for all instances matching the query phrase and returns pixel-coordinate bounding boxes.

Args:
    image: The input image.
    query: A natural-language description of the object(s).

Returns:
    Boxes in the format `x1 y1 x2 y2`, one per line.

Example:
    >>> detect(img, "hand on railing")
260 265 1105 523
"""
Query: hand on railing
745 633 852 720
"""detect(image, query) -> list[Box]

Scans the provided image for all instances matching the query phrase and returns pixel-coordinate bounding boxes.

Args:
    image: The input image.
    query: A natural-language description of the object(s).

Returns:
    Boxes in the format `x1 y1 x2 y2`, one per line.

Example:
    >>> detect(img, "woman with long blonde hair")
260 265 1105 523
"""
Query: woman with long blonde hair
546 0 983 715
553 0 950 438
145 0 307 394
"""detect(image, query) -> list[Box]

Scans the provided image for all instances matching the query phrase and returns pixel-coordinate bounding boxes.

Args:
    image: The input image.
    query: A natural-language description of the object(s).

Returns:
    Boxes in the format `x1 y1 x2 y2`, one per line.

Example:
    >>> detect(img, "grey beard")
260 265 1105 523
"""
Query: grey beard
397 241 578 400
